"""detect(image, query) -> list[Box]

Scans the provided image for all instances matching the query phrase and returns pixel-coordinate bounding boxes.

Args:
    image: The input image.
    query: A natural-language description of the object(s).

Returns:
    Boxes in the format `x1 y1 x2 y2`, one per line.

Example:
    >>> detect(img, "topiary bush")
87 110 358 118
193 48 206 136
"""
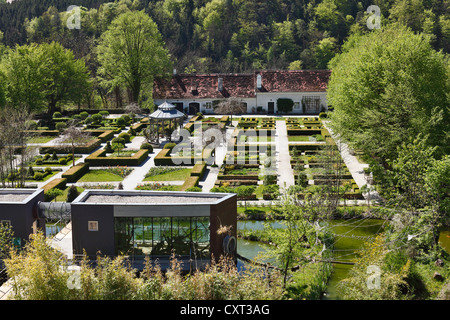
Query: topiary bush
55 122 66 132
33 172 44 180
79 111 89 119
140 142 153 153
118 132 131 143
53 111 62 118
66 185 80 202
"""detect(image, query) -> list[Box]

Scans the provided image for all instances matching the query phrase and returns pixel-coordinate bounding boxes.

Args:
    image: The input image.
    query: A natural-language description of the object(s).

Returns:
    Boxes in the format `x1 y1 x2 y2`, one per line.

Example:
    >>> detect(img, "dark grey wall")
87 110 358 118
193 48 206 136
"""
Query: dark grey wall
71 204 115 258
0 191 44 245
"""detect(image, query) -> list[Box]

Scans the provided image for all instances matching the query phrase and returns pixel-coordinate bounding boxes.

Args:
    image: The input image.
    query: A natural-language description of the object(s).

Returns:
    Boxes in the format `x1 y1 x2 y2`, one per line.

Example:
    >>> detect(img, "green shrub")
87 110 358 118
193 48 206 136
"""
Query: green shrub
118 132 131 143
263 174 277 185
276 98 294 113
116 117 126 126
140 143 153 152
58 158 67 165
105 141 113 153
99 110 109 118
319 112 327 119
33 172 44 180
164 142 177 151
25 120 38 130
55 122 66 132
53 112 62 118
79 111 89 119
185 186 202 192
66 185 80 202
91 113 102 124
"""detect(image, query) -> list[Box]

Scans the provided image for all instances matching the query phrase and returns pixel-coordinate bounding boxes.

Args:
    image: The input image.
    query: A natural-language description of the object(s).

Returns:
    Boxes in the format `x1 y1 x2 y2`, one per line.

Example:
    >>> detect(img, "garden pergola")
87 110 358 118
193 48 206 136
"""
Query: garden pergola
147 101 185 145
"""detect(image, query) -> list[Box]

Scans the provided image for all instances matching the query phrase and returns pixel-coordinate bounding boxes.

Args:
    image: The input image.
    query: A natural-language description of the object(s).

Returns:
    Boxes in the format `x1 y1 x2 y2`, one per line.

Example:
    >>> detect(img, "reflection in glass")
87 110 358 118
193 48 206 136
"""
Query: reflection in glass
114 217 210 259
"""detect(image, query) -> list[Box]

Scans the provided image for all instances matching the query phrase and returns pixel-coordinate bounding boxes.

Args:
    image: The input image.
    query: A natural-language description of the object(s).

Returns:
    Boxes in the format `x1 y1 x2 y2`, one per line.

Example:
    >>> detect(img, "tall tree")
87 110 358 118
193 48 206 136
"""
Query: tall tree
41 41 91 114
96 10 172 105
327 25 449 165
0 44 48 113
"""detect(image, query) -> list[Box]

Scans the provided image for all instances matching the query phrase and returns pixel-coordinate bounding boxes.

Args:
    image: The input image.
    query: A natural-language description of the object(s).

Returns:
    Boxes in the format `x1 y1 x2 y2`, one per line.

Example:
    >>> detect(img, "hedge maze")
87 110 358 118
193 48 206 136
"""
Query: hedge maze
18 112 363 204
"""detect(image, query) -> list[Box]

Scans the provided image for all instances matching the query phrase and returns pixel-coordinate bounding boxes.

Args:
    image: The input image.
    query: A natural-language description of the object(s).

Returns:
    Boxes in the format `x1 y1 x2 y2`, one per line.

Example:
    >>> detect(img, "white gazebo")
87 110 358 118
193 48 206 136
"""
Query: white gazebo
147 101 185 145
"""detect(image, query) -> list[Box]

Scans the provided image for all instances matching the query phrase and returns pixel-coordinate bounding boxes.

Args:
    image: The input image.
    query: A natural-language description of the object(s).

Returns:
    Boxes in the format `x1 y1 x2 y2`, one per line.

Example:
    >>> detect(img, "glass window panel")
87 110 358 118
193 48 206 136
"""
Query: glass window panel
151 217 172 256
172 217 192 256
114 216 210 259
114 217 133 255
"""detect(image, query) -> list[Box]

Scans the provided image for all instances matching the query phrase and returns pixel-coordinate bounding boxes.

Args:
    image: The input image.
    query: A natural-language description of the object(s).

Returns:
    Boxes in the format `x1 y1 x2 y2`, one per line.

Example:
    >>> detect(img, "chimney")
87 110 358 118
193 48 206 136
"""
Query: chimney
218 77 223 92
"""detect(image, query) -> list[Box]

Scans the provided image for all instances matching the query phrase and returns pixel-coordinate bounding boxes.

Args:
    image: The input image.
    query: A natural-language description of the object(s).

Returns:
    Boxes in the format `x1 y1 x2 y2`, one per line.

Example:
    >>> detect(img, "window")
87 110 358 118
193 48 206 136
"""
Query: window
114 217 210 258
204 102 212 109
302 96 321 113
88 221 98 231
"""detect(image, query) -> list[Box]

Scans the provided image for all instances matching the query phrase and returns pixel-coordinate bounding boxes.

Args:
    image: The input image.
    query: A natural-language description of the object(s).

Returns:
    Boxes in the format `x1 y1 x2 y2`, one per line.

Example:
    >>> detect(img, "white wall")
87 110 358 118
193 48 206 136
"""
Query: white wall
155 92 328 115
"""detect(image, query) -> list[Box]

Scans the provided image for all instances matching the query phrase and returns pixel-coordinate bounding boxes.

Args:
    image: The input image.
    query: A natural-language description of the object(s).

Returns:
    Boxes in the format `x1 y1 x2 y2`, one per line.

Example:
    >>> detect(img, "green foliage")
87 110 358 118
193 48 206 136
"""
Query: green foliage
328 25 449 163
66 185 80 202
0 222 14 260
338 234 411 300
276 98 294 113
118 132 131 143
96 10 172 103
55 122 66 132
5 232 284 300
140 142 153 152
79 111 89 120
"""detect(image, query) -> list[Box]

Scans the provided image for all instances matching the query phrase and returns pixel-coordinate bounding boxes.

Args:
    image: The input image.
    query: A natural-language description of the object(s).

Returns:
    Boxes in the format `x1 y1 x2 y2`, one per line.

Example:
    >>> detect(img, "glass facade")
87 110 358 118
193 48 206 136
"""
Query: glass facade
114 216 210 259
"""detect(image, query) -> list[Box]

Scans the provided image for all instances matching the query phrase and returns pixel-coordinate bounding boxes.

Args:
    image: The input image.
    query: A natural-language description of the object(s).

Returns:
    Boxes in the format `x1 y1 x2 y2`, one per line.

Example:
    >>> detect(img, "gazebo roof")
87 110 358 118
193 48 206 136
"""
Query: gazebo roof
149 101 185 120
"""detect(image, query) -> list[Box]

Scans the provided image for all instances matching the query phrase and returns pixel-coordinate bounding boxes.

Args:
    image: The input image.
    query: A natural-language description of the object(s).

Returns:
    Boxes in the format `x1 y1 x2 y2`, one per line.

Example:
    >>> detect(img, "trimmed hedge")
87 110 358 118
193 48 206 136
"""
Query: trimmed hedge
85 149 149 166
287 128 322 136
83 129 115 142
25 130 60 136
61 163 90 183
180 175 200 191
191 162 207 177
39 138 101 154
130 122 146 132
41 178 67 197
154 148 214 166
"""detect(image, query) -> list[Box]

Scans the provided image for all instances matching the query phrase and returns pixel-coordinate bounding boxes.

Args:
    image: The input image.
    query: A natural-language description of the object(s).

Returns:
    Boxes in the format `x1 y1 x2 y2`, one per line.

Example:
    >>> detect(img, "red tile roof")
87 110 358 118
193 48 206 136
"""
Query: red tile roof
153 70 330 100
256 70 330 93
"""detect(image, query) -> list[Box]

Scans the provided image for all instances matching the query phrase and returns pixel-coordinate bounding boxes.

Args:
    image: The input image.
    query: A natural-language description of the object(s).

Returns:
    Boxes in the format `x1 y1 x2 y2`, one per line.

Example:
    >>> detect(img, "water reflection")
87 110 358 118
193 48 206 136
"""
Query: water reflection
237 219 450 300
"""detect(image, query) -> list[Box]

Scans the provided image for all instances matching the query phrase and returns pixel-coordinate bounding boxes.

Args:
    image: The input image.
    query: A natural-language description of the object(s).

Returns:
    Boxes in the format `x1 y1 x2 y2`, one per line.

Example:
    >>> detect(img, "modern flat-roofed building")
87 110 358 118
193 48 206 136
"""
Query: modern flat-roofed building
0 189 45 247
70 190 237 270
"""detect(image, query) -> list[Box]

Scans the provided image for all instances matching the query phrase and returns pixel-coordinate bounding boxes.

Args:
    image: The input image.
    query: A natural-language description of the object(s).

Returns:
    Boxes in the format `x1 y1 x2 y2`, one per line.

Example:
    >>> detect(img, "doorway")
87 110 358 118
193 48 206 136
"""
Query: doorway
188 102 200 115
268 102 274 114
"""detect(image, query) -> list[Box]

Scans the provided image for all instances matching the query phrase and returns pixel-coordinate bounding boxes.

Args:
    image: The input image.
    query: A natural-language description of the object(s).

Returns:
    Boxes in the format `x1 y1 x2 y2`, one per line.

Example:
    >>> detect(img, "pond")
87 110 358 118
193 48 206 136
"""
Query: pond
236 219 450 300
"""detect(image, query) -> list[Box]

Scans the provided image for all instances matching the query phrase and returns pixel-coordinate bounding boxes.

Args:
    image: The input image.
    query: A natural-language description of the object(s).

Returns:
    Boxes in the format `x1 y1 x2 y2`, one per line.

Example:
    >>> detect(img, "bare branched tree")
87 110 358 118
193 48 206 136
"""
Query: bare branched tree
214 98 247 123
58 122 92 166
0 107 34 187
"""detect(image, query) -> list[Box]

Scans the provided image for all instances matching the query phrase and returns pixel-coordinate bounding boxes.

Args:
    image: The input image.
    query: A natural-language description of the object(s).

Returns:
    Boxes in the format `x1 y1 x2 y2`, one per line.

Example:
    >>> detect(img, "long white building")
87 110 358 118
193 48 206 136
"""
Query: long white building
153 70 331 115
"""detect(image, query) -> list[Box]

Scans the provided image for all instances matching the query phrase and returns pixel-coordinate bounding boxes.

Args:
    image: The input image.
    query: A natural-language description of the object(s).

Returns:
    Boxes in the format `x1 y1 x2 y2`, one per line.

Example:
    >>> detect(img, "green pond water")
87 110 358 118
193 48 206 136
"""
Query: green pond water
237 219 450 300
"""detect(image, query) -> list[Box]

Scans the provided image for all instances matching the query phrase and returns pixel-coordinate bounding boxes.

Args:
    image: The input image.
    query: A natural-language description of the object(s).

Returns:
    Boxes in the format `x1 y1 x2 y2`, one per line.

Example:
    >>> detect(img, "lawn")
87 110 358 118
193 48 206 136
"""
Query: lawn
27 136 55 144
78 169 126 182
288 136 312 142
144 167 191 181
55 186 85 202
